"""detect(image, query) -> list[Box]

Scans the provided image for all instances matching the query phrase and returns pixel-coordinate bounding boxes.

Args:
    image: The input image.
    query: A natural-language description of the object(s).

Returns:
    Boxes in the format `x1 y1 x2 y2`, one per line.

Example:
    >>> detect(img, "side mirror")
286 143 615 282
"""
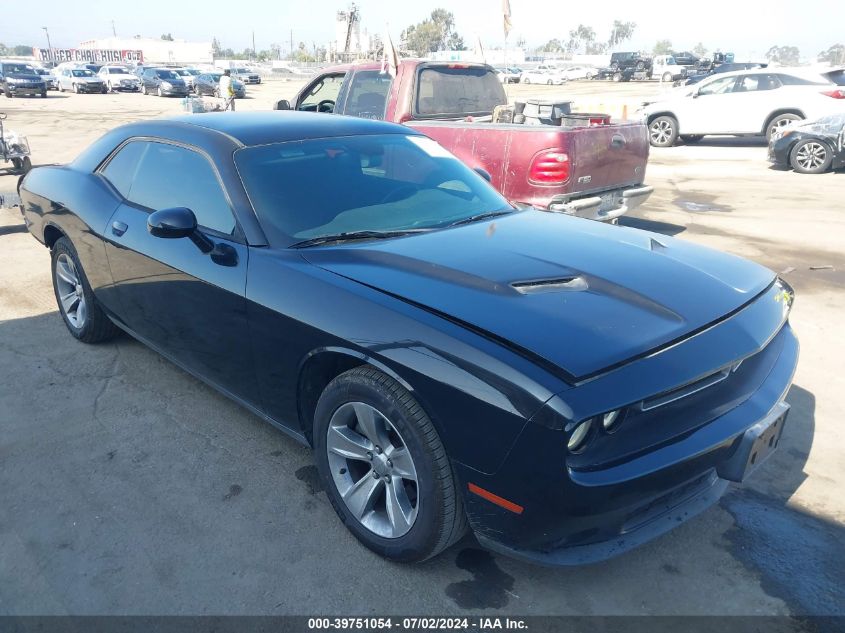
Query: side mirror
148 207 197 239
274 99 292 111
474 167 493 182
148 207 214 253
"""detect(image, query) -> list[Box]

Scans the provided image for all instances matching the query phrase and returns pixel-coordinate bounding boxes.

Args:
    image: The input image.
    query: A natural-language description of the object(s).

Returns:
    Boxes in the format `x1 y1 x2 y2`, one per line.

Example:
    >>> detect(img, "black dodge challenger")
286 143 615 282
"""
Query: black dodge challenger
18 112 799 564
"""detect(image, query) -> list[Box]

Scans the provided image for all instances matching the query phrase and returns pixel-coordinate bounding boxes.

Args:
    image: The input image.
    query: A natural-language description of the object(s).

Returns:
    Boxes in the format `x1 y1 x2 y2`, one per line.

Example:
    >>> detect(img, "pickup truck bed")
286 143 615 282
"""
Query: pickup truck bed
278 60 652 222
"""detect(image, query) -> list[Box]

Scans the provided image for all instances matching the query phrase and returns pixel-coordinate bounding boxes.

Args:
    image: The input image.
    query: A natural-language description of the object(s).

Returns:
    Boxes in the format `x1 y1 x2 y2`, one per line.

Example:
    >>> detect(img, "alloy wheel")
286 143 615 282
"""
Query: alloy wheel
794 142 827 171
326 402 419 539
650 120 673 145
55 253 87 329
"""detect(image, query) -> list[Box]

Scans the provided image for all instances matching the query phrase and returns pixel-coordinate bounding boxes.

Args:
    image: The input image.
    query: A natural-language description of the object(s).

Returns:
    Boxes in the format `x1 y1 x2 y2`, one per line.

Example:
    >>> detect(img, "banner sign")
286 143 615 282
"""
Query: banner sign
32 48 144 63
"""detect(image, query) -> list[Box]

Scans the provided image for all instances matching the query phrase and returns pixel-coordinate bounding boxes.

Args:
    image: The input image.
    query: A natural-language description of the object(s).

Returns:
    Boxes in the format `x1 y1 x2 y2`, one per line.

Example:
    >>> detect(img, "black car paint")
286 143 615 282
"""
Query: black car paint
141 69 188 96
18 112 799 562
0 63 47 97
769 116 845 172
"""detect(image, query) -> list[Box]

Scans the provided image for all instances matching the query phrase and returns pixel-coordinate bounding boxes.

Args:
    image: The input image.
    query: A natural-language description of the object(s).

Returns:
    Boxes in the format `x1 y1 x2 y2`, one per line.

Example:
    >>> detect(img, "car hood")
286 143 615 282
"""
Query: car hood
7 73 42 80
301 211 775 381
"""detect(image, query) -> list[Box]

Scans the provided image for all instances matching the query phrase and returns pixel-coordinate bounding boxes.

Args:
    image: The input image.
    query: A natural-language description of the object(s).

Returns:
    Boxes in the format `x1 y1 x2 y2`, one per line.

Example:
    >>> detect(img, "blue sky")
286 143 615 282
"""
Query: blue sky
3 0 840 61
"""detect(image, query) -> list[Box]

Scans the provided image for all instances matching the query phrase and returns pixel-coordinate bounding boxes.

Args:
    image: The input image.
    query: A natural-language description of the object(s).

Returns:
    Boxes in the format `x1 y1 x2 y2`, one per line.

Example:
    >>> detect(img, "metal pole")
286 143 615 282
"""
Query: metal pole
252 31 256 60
111 20 117 37
42 27 52 59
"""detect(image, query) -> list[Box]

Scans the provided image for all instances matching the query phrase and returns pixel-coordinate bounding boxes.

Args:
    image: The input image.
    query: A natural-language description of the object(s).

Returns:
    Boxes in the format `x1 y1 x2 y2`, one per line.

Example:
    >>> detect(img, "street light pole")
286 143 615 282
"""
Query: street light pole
42 26 52 60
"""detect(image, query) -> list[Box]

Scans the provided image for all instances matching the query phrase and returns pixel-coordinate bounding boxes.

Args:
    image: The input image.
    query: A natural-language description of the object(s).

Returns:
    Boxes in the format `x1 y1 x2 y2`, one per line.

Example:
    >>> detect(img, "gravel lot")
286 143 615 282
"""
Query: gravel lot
0 80 843 620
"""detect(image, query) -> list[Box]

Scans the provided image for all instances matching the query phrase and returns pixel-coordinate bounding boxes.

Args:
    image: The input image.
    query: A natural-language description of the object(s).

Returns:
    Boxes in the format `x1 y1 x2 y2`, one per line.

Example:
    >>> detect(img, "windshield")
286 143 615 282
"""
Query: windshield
3 64 36 74
109 67 130 74
209 73 223 81
174 69 189 75
156 70 178 79
234 68 249 73
187 69 200 75
72 69 95 77
235 134 513 246
414 65 507 117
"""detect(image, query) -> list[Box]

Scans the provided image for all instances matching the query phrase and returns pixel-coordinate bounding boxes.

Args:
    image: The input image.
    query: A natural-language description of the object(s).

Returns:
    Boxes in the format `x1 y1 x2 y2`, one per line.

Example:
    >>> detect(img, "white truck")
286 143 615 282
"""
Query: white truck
652 55 689 83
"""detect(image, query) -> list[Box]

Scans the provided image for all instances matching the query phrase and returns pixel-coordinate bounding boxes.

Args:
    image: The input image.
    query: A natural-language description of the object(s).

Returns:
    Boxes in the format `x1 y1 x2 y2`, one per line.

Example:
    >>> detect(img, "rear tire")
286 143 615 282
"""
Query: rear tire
41 90 48 98
766 113 802 142
613 72 623 82
313 366 467 563
662 72 672 82
51 237 120 344
523 77 530 84
790 139 832 174
649 115 679 147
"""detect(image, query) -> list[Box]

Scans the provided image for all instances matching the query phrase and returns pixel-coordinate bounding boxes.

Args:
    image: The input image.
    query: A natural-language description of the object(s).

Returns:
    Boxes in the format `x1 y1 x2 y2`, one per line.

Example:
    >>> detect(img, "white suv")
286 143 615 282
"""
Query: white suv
639 69 845 146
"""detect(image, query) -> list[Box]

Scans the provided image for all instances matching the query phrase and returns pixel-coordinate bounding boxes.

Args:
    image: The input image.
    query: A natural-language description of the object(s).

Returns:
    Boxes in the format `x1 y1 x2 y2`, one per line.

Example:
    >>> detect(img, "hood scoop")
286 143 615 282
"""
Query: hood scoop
511 276 589 294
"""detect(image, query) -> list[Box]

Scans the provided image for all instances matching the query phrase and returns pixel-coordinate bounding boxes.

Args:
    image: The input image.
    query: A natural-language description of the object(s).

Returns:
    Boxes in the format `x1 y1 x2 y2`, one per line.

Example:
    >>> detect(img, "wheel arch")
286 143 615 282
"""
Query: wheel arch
43 223 66 249
296 347 415 446
762 109 805 135
646 111 678 126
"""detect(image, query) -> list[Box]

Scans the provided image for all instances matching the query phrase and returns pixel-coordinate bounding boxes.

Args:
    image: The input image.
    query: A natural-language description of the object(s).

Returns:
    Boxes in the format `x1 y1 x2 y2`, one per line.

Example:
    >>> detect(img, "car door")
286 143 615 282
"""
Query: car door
98 139 261 405
730 73 784 132
680 75 740 133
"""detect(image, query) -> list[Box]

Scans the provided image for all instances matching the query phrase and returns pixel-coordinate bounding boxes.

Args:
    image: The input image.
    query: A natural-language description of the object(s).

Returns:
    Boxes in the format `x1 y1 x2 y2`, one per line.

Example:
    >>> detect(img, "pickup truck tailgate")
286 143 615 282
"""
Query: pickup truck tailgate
563 122 649 198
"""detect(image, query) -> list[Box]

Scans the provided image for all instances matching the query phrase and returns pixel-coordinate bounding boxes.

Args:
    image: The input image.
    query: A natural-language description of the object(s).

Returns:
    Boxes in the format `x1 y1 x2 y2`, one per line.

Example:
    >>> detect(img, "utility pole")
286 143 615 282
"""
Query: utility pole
252 30 256 60
290 29 293 59
42 26 52 58
111 20 117 37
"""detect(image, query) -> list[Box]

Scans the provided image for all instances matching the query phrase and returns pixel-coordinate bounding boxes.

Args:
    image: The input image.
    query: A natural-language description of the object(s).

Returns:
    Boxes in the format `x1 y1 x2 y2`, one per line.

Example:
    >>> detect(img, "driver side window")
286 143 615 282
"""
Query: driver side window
298 74 345 112
698 76 737 96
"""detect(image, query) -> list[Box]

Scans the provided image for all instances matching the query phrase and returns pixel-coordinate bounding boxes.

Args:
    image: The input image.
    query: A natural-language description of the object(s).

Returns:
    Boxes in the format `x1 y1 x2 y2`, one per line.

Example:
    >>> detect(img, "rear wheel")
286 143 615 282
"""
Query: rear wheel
612 72 623 82
51 237 120 344
636 60 645 71
547 79 553 85
649 116 679 147
662 72 673 82
790 139 832 174
523 77 530 84
766 113 802 142
314 367 467 563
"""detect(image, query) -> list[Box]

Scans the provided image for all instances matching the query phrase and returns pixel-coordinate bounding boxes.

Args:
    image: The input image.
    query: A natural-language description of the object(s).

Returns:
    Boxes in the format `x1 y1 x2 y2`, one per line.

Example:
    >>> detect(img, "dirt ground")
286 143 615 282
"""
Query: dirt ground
0 79 843 620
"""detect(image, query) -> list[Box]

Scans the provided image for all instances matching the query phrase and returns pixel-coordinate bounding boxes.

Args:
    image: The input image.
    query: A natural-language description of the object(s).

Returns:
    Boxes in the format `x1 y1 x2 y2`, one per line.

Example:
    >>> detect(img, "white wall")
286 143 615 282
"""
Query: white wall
79 37 213 64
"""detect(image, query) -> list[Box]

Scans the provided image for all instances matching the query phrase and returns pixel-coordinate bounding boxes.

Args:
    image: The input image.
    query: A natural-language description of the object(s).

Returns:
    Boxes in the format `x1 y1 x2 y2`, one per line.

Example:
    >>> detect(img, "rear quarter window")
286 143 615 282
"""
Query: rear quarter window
777 74 829 86
414 66 507 118
100 141 146 199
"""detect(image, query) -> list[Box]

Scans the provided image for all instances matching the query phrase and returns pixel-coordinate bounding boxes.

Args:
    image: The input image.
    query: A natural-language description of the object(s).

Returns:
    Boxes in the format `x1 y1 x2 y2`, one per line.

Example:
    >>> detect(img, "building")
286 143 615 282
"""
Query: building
79 37 213 65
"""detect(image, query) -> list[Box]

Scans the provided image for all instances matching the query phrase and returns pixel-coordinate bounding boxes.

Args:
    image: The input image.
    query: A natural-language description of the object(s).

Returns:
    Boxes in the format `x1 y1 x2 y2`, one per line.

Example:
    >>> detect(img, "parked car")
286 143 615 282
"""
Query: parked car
98 66 141 92
671 51 701 66
652 55 687 83
684 62 768 86
520 69 565 85
769 112 845 174
34 68 58 90
610 51 652 73
0 61 48 98
141 68 189 97
18 111 799 565
172 67 200 91
194 72 246 98
278 60 653 222
56 67 106 94
639 69 845 147
494 67 521 83
231 67 261 84
558 65 597 81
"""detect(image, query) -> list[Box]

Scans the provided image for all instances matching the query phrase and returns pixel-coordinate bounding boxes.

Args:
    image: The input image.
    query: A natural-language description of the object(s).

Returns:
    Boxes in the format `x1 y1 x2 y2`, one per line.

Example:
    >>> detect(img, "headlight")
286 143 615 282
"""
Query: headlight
567 419 593 452
8 77 23 84
162 81 172 89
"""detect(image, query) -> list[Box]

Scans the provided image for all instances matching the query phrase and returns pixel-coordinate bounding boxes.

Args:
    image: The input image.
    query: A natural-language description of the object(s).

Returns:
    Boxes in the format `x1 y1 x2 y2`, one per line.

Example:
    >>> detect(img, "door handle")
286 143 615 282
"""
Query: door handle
611 135 627 149
111 221 128 237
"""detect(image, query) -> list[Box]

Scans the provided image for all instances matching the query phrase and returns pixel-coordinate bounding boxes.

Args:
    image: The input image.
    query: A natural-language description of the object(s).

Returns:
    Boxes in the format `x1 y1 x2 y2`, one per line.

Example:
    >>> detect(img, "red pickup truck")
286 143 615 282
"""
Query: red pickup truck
275 60 652 222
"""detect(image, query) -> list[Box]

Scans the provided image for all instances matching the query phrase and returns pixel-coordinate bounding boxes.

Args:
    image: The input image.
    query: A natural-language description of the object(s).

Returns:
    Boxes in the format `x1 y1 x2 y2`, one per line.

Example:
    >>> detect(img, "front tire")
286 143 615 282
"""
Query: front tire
313 367 467 563
649 115 679 147
73 83 79 94
51 237 120 344
790 139 832 174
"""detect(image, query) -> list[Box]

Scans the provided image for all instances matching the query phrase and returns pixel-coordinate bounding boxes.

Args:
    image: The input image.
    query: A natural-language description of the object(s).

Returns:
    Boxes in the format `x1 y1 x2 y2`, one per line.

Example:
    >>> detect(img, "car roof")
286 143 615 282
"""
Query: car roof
166 111 421 147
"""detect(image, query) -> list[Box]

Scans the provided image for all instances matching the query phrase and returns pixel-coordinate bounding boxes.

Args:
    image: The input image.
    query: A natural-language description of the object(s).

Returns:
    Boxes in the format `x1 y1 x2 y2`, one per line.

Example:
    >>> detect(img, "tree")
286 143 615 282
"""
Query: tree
586 41 607 55
693 42 708 57
212 37 222 58
538 39 563 53
401 9 460 55
818 43 845 65
270 43 282 60
446 32 466 51
161 33 174 41
12 44 33 56
608 21 636 49
766 45 800 65
567 25 596 54
653 40 672 55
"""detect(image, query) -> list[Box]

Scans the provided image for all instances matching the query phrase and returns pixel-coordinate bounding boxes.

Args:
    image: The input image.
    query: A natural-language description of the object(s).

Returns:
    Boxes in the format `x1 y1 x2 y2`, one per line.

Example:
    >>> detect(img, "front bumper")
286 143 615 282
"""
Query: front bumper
547 184 654 222
459 289 799 565
7 83 46 95
77 83 106 93
160 87 189 96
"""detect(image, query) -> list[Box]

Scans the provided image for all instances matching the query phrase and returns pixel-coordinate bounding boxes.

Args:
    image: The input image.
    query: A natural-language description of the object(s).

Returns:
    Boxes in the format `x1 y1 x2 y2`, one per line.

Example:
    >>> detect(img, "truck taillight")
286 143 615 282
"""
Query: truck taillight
821 89 845 99
529 150 571 184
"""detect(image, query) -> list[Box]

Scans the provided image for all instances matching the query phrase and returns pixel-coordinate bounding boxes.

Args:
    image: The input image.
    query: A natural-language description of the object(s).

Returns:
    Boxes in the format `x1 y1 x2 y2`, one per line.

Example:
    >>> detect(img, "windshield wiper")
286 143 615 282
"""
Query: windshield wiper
446 210 513 228
289 228 431 249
